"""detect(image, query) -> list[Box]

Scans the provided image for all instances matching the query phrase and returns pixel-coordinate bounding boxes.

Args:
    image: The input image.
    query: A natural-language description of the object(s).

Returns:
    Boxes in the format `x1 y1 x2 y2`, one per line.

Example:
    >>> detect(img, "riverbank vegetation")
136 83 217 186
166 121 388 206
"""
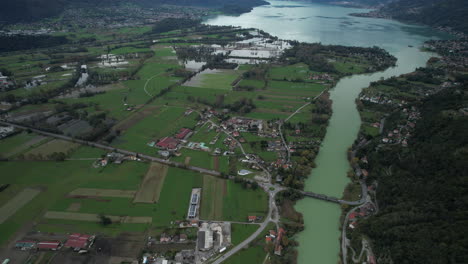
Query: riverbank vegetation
348 44 468 263
358 82 467 263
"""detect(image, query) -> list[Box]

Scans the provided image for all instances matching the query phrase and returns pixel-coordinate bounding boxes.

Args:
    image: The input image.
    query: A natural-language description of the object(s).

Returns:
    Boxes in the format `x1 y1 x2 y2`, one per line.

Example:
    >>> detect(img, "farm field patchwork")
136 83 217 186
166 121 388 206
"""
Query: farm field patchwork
0 132 47 158
133 162 168 203
200 175 226 220
113 106 198 155
24 139 80 157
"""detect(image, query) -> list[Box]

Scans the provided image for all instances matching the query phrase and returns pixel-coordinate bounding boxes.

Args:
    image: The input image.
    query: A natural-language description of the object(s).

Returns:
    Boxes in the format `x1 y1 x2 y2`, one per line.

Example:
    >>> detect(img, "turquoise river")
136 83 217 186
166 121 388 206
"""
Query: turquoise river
205 1 450 263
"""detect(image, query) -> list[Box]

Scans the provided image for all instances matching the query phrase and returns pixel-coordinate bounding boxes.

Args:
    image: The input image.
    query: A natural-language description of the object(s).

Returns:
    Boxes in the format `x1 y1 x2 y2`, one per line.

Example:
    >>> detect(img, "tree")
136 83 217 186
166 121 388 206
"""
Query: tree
99 215 112 226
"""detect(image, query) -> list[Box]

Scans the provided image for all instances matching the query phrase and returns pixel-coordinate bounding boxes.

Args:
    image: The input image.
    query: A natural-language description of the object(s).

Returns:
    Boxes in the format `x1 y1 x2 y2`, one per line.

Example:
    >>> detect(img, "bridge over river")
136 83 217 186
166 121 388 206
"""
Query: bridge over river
297 180 367 206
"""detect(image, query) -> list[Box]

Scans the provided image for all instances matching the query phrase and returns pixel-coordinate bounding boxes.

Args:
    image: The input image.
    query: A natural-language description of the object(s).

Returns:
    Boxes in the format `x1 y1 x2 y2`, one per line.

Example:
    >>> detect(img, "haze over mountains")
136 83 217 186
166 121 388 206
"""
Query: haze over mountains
0 0 268 23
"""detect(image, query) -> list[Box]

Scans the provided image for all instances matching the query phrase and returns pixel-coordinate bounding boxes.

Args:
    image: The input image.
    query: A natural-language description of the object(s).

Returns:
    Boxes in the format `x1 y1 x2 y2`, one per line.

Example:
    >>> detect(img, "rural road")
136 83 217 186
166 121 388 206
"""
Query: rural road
280 88 328 162
0 120 221 177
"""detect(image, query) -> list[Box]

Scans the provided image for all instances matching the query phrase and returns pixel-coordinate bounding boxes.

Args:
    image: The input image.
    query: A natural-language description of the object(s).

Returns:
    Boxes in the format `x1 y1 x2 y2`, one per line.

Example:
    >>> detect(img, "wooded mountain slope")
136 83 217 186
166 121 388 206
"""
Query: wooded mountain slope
381 0 468 33
357 81 468 263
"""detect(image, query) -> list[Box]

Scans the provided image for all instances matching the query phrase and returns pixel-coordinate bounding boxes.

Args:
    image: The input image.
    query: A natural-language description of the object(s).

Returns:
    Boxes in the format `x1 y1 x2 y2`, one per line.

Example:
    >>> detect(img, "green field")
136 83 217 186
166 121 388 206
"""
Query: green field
111 46 152 55
267 80 325 97
172 149 214 169
222 181 268 222
189 70 240 90
0 160 151 245
0 161 212 245
231 224 259 245
113 106 198 155
24 139 80 157
237 79 265 89
199 176 268 222
36 219 150 236
269 63 314 81
223 243 267 264
0 132 44 158
69 146 107 159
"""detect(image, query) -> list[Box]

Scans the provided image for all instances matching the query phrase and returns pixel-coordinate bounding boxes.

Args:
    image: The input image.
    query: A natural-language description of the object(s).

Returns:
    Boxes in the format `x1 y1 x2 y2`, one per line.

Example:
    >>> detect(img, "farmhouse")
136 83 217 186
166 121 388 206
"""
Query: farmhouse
156 137 180 150
176 128 193 140
37 241 61 251
64 233 94 251
248 215 257 222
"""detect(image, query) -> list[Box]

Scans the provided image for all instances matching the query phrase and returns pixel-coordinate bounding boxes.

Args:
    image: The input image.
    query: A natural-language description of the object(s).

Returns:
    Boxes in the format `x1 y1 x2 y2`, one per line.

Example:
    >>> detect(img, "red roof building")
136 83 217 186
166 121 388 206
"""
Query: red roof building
37 241 61 250
65 233 93 250
248 216 257 222
269 230 277 237
274 228 286 256
349 212 358 220
265 236 272 243
156 137 179 150
176 128 192 139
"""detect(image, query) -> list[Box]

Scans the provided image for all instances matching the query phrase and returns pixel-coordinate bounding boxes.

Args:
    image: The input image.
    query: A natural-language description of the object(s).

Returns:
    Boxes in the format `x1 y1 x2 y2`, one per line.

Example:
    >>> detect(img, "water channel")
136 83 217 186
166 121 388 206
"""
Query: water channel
205 1 449 263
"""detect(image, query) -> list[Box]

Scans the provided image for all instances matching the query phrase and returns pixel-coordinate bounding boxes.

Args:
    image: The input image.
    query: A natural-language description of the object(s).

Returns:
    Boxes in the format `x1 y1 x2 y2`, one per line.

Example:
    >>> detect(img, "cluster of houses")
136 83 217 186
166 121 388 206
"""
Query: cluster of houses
98 54 129 68
220 117 264 134
424 38 468 68
309 73 333 81
348 203 376 230
142 249 196 264
264 228 287 256
15 233 95 253
359 94 405 107
95 152 139 167
381 107 420 147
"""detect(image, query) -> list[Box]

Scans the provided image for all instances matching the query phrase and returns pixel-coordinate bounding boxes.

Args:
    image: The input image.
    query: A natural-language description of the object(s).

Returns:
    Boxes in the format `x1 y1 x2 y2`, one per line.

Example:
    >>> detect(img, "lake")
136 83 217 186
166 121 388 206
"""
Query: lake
205 1 449 263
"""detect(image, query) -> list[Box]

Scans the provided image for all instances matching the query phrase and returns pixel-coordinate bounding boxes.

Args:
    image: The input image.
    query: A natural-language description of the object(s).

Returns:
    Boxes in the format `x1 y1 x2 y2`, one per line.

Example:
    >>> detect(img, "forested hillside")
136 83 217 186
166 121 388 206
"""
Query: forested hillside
0 0 268 24
380 0 468 33
356 80 468 263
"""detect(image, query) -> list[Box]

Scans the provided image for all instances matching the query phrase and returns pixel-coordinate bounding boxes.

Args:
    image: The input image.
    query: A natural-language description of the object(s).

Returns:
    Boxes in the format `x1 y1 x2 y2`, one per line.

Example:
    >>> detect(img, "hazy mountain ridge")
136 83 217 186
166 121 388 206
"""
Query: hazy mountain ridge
0 0 268 24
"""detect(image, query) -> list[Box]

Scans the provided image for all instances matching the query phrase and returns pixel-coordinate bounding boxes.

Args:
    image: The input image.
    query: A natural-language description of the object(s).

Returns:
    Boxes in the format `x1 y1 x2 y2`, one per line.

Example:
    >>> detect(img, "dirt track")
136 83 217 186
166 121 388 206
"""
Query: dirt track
69 188 136 198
